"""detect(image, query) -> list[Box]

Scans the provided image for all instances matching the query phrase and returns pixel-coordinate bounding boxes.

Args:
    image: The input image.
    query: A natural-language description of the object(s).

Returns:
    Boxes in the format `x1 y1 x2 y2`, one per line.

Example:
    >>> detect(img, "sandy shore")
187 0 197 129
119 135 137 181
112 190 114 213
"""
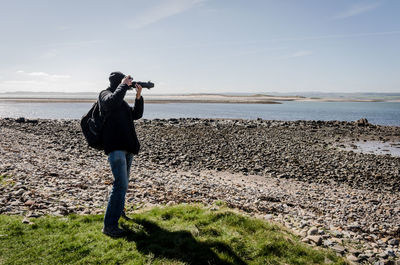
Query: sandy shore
0 118 399 264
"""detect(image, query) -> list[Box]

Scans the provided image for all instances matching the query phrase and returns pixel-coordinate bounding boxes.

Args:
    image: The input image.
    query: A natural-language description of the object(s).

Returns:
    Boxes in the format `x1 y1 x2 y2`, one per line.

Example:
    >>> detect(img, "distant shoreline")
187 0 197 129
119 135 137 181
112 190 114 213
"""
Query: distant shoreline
0 97 281 104
0 94 399 104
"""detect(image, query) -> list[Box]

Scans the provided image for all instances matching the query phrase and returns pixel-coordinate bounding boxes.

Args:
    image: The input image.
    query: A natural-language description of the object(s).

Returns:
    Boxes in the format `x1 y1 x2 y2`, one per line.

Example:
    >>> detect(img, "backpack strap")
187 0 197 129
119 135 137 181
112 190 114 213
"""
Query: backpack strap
97 93 110 123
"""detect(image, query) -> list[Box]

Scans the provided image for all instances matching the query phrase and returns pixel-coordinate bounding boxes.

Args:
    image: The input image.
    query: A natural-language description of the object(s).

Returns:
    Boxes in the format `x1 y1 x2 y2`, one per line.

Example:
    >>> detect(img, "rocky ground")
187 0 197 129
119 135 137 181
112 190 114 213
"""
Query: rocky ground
0 117 399 265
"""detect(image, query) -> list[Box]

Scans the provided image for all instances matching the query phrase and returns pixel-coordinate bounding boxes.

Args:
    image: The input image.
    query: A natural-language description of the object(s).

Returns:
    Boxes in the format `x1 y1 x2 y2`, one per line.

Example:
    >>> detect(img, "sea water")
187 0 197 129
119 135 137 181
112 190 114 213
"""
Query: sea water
0 101 399 126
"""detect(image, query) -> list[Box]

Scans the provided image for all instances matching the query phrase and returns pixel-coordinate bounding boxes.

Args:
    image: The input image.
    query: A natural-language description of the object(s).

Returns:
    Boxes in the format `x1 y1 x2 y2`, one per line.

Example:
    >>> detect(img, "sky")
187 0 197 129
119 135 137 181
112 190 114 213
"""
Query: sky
0 0 399 94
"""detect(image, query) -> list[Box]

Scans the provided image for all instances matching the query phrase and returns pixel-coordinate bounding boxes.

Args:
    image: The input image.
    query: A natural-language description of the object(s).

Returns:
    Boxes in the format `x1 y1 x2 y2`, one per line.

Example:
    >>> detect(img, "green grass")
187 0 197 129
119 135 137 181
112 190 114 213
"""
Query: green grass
0 175 13 186
0 174 7 184
0 204 347 265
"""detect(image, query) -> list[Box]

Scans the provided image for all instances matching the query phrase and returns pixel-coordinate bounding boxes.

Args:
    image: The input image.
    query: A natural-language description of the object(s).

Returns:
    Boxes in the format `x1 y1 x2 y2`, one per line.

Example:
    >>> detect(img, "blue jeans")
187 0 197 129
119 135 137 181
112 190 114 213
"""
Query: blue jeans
104 150 133 229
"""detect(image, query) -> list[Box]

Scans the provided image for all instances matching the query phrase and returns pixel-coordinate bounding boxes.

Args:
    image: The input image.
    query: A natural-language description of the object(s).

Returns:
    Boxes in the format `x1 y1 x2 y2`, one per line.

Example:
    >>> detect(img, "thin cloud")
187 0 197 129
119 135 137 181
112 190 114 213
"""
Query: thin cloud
45 40 104 48
3 80 44 85
333 2 381 19
16 70 71 79
187 46 287 65
142 30 400 52
130 0 206 29
42 49 58 59
268 30 400 42
285 50 313 58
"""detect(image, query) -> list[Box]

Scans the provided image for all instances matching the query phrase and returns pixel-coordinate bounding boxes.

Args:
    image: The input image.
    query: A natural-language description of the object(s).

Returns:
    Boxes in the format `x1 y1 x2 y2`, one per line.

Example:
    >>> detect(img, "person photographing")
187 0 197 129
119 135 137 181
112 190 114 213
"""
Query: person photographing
99 71 143 237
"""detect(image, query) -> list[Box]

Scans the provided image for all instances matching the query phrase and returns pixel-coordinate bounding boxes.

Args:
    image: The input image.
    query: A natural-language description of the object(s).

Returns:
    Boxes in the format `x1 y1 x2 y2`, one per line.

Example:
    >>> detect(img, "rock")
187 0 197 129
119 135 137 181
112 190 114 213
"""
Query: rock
26 119 38 124
348 247 361 256
388 239 399 246
306 235 322 246
332 230 343 238
13 189 25 196
346 254 359 263
22 217 30 224
357 254 370 260
24 200 35 207
166 201 175 206
53 211 64 217
384 249 396 257
348 223 361 231
323 239 334 247
377 252 388 259
1 118 400 264
10 201 20 206
264 214 274 220
331 244 346 255
356 118 369 126
308 226 319 235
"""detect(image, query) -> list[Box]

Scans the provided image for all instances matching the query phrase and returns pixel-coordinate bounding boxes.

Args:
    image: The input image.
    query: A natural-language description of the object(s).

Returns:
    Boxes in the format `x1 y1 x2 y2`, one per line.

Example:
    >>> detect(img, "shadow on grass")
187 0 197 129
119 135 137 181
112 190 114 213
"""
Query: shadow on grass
121 218 247 265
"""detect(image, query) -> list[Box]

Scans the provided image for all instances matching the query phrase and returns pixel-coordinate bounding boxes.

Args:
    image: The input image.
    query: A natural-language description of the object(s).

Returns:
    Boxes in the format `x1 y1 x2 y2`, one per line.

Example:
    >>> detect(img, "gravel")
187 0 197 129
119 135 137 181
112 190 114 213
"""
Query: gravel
0 117 399 264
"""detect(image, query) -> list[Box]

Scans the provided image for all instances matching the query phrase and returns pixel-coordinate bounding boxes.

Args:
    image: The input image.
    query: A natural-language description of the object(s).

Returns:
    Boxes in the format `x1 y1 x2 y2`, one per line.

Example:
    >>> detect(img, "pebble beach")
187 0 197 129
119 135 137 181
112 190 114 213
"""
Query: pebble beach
0 117 399 264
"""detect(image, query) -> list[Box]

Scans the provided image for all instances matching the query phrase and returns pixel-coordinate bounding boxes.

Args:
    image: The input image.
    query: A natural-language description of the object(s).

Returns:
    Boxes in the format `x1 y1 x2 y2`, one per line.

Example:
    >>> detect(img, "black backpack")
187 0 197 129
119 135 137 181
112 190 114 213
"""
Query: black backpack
80 96 107 150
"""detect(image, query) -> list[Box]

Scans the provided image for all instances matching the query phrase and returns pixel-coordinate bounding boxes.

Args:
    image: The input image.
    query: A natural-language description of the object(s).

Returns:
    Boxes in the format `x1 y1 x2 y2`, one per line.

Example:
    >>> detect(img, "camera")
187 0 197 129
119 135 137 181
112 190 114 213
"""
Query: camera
127 76 154 89
128 81 154 89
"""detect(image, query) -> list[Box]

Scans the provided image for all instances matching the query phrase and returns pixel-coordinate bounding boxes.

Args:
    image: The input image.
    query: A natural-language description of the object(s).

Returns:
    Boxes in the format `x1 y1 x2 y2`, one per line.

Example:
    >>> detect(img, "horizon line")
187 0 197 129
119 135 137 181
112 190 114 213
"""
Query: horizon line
1 91 400 95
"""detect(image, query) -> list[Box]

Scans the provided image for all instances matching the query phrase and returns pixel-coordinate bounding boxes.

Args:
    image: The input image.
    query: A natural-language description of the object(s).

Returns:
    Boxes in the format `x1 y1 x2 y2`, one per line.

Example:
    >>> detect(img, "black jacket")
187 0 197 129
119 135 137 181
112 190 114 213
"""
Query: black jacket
99 83 143 155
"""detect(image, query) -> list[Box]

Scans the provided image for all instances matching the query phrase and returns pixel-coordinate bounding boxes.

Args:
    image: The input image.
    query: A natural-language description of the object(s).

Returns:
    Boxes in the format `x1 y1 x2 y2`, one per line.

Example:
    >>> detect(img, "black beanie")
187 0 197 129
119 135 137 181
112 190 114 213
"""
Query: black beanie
109 71 126 88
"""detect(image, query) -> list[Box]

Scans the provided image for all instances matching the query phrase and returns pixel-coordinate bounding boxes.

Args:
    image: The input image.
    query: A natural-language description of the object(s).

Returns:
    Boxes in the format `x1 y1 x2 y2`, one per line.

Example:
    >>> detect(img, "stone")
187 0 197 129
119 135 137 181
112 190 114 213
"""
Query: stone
1 117 400 264
308 226 319 235
348 223 361 231
307 235 322 246
385 249 396 257
323 239 335 247
331 244 346 255
16 117 25 123
301 237 310 243
166 201 175 206
388 239 399 246
357 254 370 260
332 230 343 238
348 247 361 256
26 211 41 218
26 119 38 124
377 252 388 259
346 254 359 263
13 189 25 196
24 200 35 207
356 118 369 126
22 217 33 225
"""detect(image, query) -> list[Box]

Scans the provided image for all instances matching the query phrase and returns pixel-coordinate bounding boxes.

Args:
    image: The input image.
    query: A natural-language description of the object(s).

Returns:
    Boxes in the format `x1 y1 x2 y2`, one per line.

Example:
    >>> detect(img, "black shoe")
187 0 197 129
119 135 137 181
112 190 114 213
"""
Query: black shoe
121 211 132 221
102 226 126 238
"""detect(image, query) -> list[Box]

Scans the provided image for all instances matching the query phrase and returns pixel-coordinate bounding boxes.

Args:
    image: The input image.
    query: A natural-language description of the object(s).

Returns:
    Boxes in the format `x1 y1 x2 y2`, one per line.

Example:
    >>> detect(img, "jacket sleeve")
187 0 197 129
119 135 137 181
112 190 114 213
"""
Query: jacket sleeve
99 84 130 112
131 96 144 120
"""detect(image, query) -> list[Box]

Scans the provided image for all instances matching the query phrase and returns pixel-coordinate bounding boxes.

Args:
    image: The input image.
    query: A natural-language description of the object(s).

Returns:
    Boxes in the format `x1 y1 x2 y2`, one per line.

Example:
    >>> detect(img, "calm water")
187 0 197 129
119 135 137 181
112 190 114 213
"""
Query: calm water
0 101 399 126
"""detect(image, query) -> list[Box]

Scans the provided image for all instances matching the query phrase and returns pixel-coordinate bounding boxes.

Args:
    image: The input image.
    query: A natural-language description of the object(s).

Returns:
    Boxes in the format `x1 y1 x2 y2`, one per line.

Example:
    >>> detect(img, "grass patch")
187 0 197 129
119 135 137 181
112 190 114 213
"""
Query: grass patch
0 174 7 184
0 174 13 186
0 204 347 264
